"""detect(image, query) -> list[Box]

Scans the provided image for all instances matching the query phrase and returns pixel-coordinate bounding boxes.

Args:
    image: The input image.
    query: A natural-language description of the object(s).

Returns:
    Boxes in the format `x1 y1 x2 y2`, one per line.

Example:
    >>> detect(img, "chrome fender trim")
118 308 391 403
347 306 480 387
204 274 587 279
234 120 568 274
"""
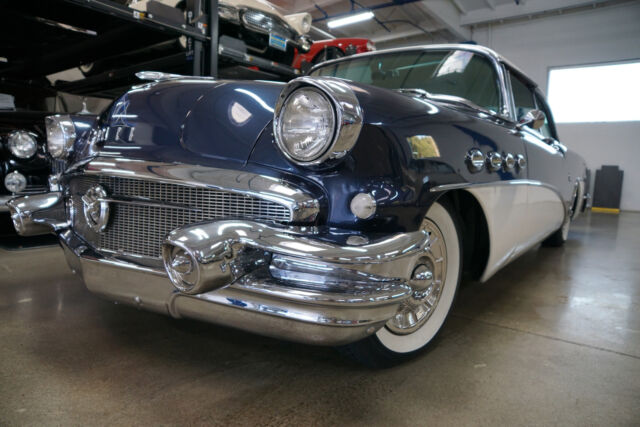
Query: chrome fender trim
431 180 565 282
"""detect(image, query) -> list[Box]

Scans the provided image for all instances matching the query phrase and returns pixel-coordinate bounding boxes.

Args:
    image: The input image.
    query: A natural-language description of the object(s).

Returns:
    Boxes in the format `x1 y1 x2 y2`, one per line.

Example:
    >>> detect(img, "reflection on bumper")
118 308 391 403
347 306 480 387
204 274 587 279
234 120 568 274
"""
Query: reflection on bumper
60 230 412 346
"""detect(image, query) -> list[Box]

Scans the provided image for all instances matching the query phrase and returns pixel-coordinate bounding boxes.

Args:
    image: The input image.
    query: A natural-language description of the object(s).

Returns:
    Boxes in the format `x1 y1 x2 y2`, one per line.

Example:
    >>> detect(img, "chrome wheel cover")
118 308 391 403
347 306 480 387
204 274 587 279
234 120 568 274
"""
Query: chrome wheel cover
386 218 447 335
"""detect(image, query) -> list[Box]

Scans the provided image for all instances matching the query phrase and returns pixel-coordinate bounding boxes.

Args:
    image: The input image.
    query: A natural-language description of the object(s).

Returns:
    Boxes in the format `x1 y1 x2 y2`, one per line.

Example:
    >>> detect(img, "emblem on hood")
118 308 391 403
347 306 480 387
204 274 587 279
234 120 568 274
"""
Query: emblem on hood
82 185 110 232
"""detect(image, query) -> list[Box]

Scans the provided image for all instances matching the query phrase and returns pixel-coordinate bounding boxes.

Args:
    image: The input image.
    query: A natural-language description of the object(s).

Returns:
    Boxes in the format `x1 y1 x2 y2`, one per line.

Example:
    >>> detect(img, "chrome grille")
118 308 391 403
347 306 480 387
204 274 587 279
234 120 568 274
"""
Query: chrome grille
242 9 295 39
69 175 291 259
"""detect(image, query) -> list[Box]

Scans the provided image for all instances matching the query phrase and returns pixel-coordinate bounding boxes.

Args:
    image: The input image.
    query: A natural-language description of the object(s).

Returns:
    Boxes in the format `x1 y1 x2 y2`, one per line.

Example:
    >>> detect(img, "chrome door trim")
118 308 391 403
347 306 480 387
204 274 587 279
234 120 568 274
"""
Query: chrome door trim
78 156 320 223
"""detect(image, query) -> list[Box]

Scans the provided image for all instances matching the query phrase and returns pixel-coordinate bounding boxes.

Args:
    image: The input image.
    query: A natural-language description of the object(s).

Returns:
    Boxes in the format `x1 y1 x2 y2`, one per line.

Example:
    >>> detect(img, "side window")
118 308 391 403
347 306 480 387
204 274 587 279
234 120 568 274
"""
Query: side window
509 71 536 121
534 92 556 140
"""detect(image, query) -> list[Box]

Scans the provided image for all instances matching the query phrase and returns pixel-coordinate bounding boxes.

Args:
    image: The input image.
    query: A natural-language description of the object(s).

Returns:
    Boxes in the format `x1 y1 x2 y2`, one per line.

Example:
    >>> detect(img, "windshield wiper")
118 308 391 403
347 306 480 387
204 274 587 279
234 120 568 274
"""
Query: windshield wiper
395 88 500 118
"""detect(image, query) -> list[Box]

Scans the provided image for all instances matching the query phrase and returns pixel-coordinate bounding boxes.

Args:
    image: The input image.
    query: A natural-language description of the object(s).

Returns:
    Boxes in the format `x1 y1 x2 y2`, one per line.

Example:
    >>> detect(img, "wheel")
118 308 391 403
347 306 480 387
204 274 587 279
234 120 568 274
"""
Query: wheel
340 200 463 368
311 46 345 65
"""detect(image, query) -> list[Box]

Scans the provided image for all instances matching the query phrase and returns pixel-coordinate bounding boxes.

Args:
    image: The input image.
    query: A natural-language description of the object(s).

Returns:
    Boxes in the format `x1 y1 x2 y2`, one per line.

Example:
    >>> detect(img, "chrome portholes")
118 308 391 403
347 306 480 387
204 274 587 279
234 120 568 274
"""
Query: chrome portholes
503 153 516 171
466 149 485 172
465 150 523 174
386 218 447 335
486 151 503 171
516 154 527 170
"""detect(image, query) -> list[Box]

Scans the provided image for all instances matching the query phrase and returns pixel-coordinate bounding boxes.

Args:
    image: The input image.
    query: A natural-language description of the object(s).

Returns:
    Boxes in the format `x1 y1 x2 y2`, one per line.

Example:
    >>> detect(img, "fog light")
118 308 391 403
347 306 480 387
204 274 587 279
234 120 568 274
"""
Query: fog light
162 244 199 293
350 193 376 219
4 171 27 193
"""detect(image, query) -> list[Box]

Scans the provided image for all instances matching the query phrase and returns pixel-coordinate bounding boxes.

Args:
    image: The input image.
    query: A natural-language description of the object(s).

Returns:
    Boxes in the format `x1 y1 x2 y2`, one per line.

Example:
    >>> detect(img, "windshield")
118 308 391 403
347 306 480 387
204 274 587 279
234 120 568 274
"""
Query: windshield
310 49 502 114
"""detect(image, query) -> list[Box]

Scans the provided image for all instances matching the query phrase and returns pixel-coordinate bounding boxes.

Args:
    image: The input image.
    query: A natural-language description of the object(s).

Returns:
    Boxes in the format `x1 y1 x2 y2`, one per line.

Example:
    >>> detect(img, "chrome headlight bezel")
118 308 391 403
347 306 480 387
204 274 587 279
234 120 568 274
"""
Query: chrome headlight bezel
218 3 240 23
4 170 27 194
7 130 38 159
273 77 363 167
45 115 76 159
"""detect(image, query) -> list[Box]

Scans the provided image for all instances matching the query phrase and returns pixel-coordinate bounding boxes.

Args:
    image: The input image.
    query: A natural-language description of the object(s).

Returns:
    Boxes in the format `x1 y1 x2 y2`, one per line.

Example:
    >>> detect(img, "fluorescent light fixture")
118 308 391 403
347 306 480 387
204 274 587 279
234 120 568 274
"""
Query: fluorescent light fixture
327 11 374 29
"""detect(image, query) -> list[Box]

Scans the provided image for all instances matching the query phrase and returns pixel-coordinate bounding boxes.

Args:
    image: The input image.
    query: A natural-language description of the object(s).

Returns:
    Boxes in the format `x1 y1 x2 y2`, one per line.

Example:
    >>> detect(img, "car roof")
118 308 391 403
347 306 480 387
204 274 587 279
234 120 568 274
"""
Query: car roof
308 43 537 88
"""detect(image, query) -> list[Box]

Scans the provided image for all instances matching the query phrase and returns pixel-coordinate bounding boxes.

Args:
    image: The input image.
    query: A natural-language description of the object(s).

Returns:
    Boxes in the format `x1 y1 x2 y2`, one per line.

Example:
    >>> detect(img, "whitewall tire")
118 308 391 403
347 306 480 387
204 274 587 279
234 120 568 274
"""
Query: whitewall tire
341 200 462 367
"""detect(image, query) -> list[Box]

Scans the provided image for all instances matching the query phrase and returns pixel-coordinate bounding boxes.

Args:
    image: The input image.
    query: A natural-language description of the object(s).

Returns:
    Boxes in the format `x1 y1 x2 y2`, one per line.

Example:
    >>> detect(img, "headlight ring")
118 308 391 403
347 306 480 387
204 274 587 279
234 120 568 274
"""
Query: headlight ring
45 115 76 159
273 77 363 167
7 130 38 159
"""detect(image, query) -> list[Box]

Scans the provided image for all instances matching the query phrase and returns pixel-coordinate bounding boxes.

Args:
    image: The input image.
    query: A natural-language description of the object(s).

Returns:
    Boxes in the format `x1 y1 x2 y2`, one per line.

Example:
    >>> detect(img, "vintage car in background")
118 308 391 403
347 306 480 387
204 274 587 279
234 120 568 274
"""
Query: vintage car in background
8 45 587 367
79 0 313 79
0 81 110 236
292 37 375 72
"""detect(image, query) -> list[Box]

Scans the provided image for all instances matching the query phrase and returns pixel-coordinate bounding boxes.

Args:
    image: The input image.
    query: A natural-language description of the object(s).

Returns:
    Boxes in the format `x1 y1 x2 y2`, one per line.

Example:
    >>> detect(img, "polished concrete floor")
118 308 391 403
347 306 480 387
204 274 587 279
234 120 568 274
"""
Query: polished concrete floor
1 212 639 426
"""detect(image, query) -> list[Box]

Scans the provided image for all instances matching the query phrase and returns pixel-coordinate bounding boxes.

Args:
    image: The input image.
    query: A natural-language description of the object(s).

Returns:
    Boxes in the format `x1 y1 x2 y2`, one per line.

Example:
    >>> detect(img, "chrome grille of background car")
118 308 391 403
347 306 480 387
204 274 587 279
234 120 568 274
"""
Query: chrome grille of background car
69 175 291 259
242 9 295 40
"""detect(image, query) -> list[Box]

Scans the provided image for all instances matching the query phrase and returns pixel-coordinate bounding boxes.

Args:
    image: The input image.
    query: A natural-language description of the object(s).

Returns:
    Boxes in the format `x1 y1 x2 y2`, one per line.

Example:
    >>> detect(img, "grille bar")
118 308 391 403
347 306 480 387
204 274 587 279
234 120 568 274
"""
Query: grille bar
70 175 291 259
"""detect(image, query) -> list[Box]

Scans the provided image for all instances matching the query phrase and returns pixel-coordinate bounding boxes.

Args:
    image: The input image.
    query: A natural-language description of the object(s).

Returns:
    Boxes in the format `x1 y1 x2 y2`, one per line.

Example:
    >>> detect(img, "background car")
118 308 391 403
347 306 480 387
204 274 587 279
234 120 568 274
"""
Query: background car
0 81 109 240
292 37 375 71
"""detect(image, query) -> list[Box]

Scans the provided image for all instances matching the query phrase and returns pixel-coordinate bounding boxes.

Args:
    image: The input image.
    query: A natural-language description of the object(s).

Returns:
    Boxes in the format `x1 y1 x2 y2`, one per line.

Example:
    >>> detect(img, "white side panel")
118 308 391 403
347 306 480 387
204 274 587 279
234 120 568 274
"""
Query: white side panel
466 183 564 282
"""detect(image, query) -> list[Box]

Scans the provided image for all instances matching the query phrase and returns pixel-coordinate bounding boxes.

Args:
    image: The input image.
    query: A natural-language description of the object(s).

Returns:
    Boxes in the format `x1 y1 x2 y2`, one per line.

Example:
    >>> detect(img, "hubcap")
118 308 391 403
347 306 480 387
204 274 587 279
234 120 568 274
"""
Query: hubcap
386 218 447 335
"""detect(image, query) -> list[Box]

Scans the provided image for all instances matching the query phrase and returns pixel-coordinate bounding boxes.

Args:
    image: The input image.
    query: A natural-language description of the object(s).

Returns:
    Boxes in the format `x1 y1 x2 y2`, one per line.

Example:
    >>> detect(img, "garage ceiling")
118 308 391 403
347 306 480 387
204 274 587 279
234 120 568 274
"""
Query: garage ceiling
271 0 624 47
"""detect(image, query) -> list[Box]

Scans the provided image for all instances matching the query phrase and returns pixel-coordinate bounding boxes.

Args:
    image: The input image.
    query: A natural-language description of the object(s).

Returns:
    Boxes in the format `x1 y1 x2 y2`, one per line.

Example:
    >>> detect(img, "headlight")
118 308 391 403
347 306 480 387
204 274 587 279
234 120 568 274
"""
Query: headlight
273 77 363 166
7 131 37 159
45 115 76 159
275 88 335 162
300 14 312 33
4 171 27 193
218 3 239 22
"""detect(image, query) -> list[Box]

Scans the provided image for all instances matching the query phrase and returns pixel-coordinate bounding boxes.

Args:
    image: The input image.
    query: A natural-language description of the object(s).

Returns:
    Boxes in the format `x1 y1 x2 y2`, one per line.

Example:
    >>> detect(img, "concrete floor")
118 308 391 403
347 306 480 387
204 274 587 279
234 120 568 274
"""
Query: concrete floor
1 212 639 426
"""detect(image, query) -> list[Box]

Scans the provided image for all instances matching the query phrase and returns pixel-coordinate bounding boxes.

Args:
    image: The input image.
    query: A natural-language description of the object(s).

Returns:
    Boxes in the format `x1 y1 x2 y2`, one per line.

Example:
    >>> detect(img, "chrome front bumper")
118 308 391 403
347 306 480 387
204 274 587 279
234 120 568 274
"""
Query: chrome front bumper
8 192 428 346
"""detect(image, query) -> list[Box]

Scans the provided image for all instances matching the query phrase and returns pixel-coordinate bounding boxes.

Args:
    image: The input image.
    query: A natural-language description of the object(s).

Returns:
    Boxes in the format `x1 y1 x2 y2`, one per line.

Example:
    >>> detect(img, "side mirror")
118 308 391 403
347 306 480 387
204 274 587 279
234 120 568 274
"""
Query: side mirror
518 109 546 130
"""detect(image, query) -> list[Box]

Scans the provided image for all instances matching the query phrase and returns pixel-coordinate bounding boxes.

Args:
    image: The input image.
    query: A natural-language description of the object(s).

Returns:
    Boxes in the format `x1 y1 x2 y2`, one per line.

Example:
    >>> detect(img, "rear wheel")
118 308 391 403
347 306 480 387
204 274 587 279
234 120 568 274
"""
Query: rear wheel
340 200 462 368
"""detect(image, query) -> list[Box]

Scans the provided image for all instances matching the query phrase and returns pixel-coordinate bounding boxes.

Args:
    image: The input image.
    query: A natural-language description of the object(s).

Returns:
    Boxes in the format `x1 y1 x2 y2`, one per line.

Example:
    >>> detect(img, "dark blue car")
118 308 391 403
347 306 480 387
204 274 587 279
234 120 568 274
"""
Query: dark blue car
8 44 587 367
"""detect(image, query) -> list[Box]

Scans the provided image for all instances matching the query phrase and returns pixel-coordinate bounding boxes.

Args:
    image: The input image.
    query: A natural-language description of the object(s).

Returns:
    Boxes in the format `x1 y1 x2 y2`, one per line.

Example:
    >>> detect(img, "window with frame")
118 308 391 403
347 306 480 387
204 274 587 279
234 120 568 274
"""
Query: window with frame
311 49 502 114
547 61 640 123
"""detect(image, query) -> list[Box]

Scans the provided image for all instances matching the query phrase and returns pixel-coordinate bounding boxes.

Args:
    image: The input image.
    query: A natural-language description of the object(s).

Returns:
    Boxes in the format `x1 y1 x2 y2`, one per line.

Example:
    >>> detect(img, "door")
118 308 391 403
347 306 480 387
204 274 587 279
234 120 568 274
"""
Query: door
508 69 566 248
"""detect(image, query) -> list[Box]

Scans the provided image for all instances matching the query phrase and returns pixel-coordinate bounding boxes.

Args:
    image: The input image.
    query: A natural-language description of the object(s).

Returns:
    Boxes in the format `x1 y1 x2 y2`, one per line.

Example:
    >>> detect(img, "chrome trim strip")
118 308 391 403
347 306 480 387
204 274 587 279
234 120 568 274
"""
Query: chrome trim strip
81 157 320 222
432 180 565 283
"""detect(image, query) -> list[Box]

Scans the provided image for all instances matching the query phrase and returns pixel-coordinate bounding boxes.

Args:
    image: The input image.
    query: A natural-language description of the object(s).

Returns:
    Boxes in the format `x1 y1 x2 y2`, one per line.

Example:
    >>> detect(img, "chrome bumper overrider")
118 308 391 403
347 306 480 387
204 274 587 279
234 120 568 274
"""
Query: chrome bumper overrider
0 195 11 212
8 193 431 346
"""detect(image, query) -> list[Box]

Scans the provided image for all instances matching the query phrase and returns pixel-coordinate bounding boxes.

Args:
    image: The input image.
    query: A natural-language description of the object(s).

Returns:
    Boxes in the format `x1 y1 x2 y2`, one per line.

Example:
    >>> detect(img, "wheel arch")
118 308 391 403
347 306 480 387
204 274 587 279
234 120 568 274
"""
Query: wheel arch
434 189 490 282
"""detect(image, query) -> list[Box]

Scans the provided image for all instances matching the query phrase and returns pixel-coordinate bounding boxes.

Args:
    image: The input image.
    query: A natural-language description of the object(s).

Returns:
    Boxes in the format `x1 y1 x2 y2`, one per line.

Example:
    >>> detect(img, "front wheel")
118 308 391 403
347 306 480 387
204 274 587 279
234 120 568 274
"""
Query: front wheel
340 200 462 368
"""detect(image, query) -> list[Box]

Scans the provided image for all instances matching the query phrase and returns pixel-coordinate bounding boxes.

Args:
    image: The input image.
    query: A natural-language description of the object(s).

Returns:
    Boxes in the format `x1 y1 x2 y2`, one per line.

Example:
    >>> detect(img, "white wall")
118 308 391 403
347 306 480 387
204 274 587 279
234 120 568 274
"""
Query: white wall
472 1 640 211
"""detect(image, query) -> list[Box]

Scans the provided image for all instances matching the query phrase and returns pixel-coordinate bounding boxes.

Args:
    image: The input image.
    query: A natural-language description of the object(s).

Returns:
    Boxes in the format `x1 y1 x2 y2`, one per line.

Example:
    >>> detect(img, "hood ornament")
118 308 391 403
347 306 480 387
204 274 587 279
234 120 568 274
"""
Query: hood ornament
82 185 110 232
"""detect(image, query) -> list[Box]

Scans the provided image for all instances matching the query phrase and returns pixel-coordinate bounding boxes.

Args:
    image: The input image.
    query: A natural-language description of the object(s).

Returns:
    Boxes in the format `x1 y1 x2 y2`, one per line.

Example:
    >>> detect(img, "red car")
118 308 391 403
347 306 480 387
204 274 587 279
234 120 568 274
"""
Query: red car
292 38 375 71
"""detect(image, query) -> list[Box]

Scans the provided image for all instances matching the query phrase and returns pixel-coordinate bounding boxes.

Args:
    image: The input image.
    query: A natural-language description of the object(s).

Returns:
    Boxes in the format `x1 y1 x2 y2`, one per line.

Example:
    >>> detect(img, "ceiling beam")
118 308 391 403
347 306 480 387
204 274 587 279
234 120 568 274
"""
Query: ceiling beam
449 0 467 14
461 0 613 26
419 0 471 40
483 0 496 10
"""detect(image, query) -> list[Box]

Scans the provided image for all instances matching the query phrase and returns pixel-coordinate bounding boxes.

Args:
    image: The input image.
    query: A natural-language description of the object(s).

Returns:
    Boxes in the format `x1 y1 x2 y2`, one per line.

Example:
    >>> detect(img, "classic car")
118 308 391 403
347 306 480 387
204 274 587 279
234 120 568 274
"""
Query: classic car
0 81 108 236
7 44 587 367
292 37 375 71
